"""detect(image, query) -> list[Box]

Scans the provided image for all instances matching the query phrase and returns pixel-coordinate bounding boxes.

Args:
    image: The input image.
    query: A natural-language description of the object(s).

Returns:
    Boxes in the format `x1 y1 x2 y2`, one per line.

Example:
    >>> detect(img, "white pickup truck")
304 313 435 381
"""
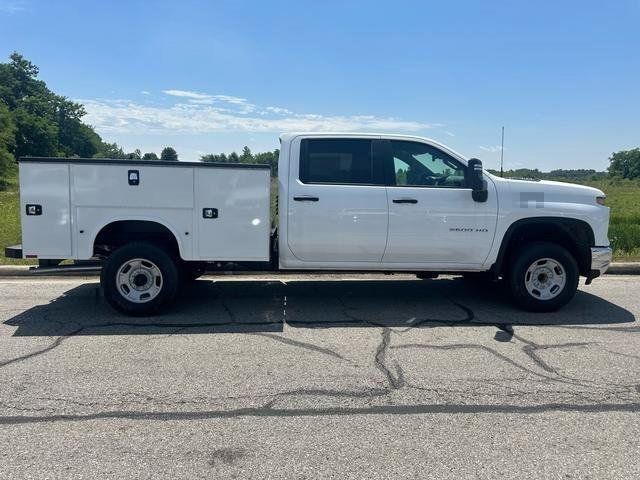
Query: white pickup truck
5 133 612 315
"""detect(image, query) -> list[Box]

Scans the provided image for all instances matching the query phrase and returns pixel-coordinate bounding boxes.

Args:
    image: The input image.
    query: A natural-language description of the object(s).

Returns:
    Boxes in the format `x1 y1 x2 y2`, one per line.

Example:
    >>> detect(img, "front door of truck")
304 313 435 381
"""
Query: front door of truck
381 139 497 266
286 137 388 263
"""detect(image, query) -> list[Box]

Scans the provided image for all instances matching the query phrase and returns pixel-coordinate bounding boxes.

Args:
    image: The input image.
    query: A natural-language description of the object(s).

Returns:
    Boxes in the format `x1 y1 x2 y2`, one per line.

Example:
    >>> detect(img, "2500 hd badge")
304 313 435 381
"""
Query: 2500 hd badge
449 227 489 233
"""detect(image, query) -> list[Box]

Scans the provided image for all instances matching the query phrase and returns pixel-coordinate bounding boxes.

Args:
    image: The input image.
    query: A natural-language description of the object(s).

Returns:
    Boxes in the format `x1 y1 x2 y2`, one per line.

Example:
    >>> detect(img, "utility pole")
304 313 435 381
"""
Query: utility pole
500 126 505 177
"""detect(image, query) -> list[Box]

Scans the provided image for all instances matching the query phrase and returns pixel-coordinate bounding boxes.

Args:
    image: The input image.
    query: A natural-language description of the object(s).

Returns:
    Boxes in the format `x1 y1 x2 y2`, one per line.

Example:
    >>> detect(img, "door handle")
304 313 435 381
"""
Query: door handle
293 196 319 202
393 198 418 204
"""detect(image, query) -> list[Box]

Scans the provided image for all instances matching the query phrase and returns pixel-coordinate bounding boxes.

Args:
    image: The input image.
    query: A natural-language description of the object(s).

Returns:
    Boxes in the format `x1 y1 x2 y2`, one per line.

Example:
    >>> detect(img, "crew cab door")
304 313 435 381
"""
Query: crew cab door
381 139 497 266
286 137 388 262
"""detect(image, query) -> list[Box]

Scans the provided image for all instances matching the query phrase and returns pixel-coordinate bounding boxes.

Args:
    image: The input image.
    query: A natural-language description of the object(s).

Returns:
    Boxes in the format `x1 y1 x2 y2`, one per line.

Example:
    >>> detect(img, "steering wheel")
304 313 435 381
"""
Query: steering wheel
435 174 450 185
419 174 437 186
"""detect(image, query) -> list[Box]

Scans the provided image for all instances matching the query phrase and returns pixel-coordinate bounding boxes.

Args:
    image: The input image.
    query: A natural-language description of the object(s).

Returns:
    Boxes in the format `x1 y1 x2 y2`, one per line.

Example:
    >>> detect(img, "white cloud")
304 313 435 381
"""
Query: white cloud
0 0 28 13
140 90 151 95
79 94 439 135
211 94 250 105
479 145 506 153
162 89 212 100
265 106 293 115
161 90 256 113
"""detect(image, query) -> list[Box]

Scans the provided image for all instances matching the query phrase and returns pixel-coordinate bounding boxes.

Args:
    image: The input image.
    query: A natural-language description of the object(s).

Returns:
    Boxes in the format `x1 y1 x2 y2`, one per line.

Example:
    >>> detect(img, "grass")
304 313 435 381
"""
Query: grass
555 178 640 261
0 185 34 265
1 176 639 264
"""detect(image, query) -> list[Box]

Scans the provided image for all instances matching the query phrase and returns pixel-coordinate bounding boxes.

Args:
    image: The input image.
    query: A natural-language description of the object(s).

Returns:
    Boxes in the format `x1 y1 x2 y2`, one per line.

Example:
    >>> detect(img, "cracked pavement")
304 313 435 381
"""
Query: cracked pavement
0 273 639 479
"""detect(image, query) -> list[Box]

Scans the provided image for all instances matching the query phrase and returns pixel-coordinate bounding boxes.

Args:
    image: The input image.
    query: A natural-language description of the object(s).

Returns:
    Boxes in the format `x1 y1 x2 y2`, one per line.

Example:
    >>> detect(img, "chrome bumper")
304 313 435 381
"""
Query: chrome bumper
591 247 613 275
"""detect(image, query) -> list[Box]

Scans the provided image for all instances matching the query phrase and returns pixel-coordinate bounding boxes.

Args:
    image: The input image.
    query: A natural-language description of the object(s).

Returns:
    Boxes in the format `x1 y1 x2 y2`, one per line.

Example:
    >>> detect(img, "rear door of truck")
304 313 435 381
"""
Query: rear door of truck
286 137 388 262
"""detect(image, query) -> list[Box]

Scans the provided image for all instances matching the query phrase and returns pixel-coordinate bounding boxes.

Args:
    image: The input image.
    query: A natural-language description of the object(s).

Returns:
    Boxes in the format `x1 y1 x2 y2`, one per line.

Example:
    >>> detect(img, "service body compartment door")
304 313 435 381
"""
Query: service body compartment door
196 167 271 261
72 164 194 209
19 162 72 258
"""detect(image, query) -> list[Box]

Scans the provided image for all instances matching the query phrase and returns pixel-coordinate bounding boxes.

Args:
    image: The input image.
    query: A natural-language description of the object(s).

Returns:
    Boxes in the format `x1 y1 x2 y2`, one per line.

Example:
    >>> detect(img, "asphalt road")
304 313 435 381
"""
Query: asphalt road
0 274 639 479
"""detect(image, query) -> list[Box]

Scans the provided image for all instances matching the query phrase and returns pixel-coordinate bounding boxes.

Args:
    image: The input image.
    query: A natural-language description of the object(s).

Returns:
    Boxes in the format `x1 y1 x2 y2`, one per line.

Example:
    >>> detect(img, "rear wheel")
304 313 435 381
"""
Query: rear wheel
101 242 179 315
508 241 578 312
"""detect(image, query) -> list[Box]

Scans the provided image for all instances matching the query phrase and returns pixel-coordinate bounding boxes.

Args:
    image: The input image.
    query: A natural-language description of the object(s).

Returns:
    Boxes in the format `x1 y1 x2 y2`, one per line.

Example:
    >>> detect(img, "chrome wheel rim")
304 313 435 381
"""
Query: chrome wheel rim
116 258 163 304
524 257 566 301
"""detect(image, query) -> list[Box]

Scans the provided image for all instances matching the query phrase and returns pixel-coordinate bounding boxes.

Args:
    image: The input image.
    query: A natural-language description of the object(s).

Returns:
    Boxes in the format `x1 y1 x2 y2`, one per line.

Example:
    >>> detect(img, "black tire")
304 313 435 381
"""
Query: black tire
507 241 579 312
101 242 180 316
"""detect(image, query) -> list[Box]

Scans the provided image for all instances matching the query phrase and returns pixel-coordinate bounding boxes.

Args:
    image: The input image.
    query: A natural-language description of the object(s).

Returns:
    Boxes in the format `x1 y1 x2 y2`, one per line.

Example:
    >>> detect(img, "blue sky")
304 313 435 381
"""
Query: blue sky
1 0 638 170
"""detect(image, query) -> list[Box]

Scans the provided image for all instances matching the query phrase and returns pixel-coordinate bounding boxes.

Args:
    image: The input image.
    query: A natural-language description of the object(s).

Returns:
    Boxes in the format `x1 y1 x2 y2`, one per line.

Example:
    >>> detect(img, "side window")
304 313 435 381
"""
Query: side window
390 140 467 188
300 139 378 185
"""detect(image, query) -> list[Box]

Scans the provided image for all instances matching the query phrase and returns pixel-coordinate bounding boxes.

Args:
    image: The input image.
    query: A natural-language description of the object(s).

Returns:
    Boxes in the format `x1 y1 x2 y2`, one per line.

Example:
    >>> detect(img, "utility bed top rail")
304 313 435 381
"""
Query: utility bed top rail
18 156 272 170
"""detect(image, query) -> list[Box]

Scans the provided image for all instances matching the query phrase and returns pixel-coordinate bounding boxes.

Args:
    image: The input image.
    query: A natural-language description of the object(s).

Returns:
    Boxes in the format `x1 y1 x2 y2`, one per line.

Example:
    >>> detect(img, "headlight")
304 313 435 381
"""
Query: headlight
596 196 606 206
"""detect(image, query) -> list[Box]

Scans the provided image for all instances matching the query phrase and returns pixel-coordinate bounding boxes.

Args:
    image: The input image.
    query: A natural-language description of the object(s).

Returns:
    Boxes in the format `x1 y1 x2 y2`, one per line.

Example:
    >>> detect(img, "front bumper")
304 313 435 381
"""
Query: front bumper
590 246 613 275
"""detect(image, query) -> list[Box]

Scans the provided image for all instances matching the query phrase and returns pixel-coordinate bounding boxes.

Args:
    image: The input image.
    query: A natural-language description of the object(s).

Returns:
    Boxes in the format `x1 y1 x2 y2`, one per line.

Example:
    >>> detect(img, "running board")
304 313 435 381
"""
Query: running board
29 263 102 275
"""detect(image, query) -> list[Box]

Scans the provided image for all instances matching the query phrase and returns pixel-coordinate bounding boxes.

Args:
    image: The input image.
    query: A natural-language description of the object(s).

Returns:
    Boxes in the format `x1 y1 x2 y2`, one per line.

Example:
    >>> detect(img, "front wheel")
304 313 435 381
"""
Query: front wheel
101 242 180 316
508 241 579 312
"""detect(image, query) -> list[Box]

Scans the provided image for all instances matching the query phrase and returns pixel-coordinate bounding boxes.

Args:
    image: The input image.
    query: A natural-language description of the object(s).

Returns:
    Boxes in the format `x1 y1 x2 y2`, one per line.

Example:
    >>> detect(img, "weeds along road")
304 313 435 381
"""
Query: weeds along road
0 274 639 479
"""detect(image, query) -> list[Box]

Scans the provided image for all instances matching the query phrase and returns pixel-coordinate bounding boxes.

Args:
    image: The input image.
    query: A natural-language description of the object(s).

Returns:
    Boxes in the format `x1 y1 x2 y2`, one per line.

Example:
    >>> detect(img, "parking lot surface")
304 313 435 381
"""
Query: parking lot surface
1 274 639 479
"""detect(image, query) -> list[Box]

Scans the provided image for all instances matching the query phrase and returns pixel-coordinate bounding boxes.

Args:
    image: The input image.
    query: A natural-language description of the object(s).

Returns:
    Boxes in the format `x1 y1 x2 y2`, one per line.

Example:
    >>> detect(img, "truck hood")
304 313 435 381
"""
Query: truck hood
494 176 605 205
536 179 605 197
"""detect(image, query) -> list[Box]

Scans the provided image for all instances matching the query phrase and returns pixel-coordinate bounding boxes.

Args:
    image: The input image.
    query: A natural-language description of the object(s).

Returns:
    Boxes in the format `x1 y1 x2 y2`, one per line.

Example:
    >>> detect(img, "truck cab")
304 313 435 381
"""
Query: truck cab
6 132 612 315
278 133 498 269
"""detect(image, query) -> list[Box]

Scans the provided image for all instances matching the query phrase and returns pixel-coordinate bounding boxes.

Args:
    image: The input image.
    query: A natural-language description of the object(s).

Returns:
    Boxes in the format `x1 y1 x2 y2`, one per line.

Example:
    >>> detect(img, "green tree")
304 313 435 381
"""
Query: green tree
253 149 279 175
142 152 158 160
94 142 126 159
126 149 142 160
240 146 253 163
58 121 102 158
12 107 58 157
201 153 229 163
160 146 178 161
608 148 640 179
201 148 280 175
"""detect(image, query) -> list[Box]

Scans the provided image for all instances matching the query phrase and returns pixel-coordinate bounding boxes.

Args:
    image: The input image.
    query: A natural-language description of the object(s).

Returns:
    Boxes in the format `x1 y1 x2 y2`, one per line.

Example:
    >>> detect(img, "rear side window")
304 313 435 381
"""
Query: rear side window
299 139 377 184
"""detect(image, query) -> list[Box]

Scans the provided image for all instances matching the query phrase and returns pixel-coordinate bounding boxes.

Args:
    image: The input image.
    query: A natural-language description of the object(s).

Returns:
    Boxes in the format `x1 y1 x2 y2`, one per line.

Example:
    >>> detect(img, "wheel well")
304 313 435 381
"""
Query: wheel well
495 218 594 277
94 220 180 258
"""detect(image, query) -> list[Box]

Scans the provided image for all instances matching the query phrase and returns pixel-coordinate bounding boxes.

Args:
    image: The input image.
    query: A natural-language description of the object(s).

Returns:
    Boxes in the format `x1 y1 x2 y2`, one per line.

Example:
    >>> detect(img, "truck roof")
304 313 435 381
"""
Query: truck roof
279 132 434 142
278 132 468 162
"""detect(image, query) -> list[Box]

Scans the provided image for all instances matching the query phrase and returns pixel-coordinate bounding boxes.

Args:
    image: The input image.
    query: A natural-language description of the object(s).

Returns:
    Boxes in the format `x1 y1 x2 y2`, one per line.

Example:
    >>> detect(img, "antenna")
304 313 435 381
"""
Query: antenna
499 126 505 177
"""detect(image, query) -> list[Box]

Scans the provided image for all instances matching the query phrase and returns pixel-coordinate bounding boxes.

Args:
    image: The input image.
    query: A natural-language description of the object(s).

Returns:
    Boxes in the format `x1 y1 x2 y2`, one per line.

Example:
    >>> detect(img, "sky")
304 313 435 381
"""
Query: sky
1 0 638 171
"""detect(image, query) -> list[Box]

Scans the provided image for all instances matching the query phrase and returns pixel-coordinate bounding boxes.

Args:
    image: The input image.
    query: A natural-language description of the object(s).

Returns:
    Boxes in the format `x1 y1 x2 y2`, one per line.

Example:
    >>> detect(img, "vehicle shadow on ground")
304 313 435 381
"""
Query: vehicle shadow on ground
4 277 636 337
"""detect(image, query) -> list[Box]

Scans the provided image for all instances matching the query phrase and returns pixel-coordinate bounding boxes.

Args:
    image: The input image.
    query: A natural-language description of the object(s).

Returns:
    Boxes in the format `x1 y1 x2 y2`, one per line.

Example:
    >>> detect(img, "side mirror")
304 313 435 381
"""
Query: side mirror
467 158 488 202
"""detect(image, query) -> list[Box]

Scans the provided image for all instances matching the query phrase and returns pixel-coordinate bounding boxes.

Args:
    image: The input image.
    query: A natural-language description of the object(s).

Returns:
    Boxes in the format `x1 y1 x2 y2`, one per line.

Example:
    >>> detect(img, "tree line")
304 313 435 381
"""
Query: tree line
1 52 639 187
200 146 280 175
485 168 609 181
